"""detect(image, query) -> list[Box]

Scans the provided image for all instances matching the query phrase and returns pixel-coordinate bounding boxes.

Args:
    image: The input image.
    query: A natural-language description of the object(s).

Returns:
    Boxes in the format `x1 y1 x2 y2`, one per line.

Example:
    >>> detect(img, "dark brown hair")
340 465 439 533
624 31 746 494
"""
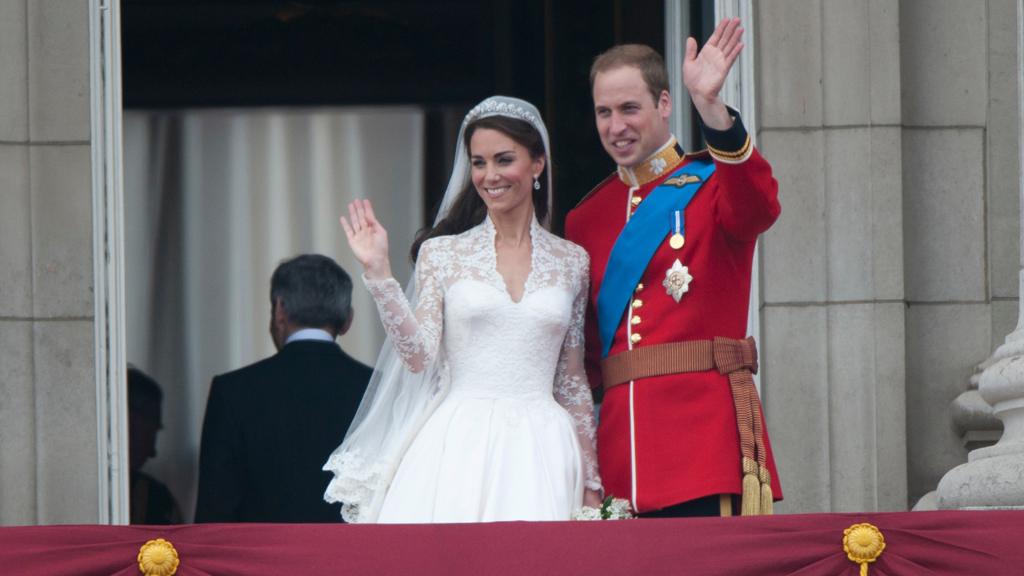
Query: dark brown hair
410 115 548 262
590 44 669 104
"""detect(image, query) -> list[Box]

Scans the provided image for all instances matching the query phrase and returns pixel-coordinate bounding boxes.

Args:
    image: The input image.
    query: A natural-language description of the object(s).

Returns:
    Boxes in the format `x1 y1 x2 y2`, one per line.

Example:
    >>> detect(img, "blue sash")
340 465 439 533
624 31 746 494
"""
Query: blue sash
596 159 715 357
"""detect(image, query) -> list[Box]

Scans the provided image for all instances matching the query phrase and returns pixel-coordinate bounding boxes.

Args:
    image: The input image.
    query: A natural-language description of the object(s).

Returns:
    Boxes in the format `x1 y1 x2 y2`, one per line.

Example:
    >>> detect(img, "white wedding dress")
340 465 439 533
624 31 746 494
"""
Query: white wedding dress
359 216 601 523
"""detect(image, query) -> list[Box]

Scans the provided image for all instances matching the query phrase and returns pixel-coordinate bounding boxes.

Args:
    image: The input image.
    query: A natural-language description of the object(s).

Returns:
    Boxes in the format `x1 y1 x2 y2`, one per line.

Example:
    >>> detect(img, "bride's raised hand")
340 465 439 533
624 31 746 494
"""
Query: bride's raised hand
340 198 392 280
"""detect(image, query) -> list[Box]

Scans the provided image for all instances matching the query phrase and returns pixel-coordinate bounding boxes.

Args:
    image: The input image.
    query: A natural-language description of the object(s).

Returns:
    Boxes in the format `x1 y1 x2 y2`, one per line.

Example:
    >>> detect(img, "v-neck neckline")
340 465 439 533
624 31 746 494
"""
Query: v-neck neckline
484 216 537 304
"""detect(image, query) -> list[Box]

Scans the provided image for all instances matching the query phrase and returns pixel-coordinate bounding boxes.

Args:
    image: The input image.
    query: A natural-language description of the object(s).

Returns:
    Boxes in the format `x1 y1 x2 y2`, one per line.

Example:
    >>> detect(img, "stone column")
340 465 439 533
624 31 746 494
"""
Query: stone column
935 0 1024 510
757 0 907 513
0 0 98 524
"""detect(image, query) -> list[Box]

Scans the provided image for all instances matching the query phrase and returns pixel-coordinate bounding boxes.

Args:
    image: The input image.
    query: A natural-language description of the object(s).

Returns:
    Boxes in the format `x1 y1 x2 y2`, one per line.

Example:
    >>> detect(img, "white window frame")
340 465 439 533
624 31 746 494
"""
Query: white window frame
91 0 129 524
93 2 763 521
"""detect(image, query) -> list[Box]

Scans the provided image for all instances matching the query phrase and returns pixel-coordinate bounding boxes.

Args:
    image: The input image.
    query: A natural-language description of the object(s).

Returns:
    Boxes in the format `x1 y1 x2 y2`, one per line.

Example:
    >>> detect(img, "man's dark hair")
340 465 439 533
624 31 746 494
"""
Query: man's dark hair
590 44 670 104
270 254 353 333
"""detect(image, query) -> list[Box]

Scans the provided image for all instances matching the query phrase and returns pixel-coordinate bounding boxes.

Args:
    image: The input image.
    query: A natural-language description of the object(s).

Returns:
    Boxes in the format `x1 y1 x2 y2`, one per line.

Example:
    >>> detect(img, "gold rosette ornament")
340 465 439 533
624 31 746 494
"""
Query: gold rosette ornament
843 523 885 576
137 538 180 576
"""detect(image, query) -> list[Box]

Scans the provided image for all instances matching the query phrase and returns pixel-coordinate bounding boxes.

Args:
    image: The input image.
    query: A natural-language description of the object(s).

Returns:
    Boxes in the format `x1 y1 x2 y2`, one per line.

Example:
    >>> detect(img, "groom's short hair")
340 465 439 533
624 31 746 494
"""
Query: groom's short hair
590 44 669 105
270 254 353 333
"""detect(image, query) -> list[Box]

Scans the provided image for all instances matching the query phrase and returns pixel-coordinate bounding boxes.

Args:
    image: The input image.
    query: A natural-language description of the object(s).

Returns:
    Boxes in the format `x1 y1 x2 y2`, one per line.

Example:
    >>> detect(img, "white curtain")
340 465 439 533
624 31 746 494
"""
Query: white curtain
123 107 425 521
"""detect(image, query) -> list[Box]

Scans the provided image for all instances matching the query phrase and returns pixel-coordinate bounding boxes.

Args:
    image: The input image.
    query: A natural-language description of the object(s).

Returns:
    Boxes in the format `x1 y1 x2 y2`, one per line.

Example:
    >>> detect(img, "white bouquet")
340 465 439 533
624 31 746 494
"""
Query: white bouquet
573 496 634 520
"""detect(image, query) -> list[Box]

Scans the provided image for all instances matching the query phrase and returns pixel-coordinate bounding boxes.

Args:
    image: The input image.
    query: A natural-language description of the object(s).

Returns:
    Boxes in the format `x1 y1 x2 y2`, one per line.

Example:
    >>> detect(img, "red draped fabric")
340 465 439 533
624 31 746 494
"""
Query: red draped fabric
2 510 1022 575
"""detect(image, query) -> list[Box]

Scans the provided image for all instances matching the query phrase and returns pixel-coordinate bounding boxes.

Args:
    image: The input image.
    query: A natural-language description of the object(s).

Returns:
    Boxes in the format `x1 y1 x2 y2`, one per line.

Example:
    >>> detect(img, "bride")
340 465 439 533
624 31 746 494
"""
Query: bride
323 96 602 523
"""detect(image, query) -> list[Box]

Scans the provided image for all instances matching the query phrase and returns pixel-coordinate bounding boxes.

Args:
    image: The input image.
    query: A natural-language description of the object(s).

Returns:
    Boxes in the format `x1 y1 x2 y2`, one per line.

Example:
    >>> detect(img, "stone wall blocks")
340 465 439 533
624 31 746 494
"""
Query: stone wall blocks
868 127 905 299
822 0 870 125
764 305 830 513
868 0 902 124
826 303 907 511
902 129 985 302
825 130 871 301
761 129 827 304
0 145 33 316
32 320 98 523
30 145 93 318
986 0 1021 301
900 0 987 126
28 0 90 142
0 0 28 141
825 127 903 301
757 0 822 128
873 302 910 510
0 321 36 524
905 303 992 506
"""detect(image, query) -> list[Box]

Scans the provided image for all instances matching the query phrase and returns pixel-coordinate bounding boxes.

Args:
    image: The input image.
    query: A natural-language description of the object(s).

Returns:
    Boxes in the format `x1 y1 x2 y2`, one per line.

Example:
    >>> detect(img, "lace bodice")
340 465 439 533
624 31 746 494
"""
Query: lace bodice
364 217 601 491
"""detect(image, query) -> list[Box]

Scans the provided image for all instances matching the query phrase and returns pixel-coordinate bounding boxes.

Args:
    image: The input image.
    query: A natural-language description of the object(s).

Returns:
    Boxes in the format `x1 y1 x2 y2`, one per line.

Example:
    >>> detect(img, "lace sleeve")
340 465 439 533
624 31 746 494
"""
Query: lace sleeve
363 241 445 373
553 251 602 492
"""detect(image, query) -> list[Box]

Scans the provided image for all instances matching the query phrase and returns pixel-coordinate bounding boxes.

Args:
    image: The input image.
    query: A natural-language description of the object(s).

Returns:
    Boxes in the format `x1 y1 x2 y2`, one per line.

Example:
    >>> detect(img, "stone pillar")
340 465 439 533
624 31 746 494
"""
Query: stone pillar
0 0 98 524
757 0 908 513
935 0 1024 510
899 0 1015 510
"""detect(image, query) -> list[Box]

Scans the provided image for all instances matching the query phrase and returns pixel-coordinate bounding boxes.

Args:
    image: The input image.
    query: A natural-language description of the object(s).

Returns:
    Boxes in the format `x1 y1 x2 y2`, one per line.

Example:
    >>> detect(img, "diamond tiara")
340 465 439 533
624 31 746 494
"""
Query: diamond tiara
463 99 541 129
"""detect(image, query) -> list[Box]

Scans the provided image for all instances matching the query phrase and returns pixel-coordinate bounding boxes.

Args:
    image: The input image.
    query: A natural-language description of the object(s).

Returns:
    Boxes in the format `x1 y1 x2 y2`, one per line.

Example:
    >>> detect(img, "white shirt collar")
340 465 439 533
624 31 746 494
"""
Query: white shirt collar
285 328 335 345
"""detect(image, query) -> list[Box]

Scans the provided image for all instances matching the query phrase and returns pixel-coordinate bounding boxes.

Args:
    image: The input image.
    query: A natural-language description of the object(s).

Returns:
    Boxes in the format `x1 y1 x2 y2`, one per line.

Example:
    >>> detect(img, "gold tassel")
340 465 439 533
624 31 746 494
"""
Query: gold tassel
759 465 774 515
740 457 761 516
741 473 760 515
760 481 774 515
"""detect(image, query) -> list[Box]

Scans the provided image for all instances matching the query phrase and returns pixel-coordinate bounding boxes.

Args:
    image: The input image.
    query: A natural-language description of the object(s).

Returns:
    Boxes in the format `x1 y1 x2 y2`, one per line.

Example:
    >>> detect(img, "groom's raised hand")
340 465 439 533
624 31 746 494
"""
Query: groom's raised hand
683 16 744 131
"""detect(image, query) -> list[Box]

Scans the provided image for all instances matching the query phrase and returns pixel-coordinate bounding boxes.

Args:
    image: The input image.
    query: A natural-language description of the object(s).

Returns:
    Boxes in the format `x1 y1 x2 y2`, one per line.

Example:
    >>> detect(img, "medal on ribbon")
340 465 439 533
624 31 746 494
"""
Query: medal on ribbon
669 209 685 249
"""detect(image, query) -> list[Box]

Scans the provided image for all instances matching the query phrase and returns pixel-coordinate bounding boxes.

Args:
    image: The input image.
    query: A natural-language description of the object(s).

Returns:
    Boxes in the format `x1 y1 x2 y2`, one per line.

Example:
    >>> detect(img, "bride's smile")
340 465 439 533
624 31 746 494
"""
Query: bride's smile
470 128 544 220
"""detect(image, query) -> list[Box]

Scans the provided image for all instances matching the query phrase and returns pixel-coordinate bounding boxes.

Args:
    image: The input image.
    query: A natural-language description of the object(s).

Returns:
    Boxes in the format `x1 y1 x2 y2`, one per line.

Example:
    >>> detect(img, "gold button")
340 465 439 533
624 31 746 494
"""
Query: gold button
631 315 641 325
632 299 643 308
630 333 642 344
635 283 644 292
631 195 642 206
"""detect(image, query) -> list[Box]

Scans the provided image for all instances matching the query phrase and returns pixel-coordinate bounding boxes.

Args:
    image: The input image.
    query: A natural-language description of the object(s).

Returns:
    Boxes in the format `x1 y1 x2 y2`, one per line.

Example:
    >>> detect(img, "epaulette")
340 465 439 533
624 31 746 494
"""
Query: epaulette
571 171 618 210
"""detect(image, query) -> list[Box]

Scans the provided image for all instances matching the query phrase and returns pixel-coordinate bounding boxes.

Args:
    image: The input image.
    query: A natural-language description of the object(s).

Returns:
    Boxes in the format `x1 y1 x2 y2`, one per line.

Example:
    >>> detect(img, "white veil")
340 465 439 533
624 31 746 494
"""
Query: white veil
323 96 553 522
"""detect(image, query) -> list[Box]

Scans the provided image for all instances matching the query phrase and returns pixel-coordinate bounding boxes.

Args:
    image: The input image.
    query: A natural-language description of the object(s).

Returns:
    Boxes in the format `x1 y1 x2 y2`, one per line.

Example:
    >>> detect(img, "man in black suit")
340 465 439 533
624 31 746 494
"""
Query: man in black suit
195 254 372 522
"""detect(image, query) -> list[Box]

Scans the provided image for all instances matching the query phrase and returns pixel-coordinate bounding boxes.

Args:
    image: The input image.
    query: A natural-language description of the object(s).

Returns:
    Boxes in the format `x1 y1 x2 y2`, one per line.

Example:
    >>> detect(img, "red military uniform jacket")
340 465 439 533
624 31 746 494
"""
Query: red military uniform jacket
565 116 782 513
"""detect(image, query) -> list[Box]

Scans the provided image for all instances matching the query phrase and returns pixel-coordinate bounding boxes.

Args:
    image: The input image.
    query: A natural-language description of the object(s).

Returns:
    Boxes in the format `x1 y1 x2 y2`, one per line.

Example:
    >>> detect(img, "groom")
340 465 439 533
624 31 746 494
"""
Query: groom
565 18 782 517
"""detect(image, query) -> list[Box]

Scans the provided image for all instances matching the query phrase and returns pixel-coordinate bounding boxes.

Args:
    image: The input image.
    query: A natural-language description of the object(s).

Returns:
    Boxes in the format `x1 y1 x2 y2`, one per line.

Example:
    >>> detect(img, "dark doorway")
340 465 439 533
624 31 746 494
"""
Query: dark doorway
121 0 666 228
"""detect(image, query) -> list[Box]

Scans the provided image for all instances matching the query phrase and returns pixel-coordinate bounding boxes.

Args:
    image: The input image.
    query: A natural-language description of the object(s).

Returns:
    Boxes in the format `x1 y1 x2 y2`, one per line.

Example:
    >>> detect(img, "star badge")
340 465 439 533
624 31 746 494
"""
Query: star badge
662 259 692 303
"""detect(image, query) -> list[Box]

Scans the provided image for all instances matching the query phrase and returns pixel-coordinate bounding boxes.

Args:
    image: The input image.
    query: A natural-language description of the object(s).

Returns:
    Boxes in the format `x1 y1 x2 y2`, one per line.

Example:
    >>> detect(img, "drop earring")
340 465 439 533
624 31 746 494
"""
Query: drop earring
533 175 541 190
